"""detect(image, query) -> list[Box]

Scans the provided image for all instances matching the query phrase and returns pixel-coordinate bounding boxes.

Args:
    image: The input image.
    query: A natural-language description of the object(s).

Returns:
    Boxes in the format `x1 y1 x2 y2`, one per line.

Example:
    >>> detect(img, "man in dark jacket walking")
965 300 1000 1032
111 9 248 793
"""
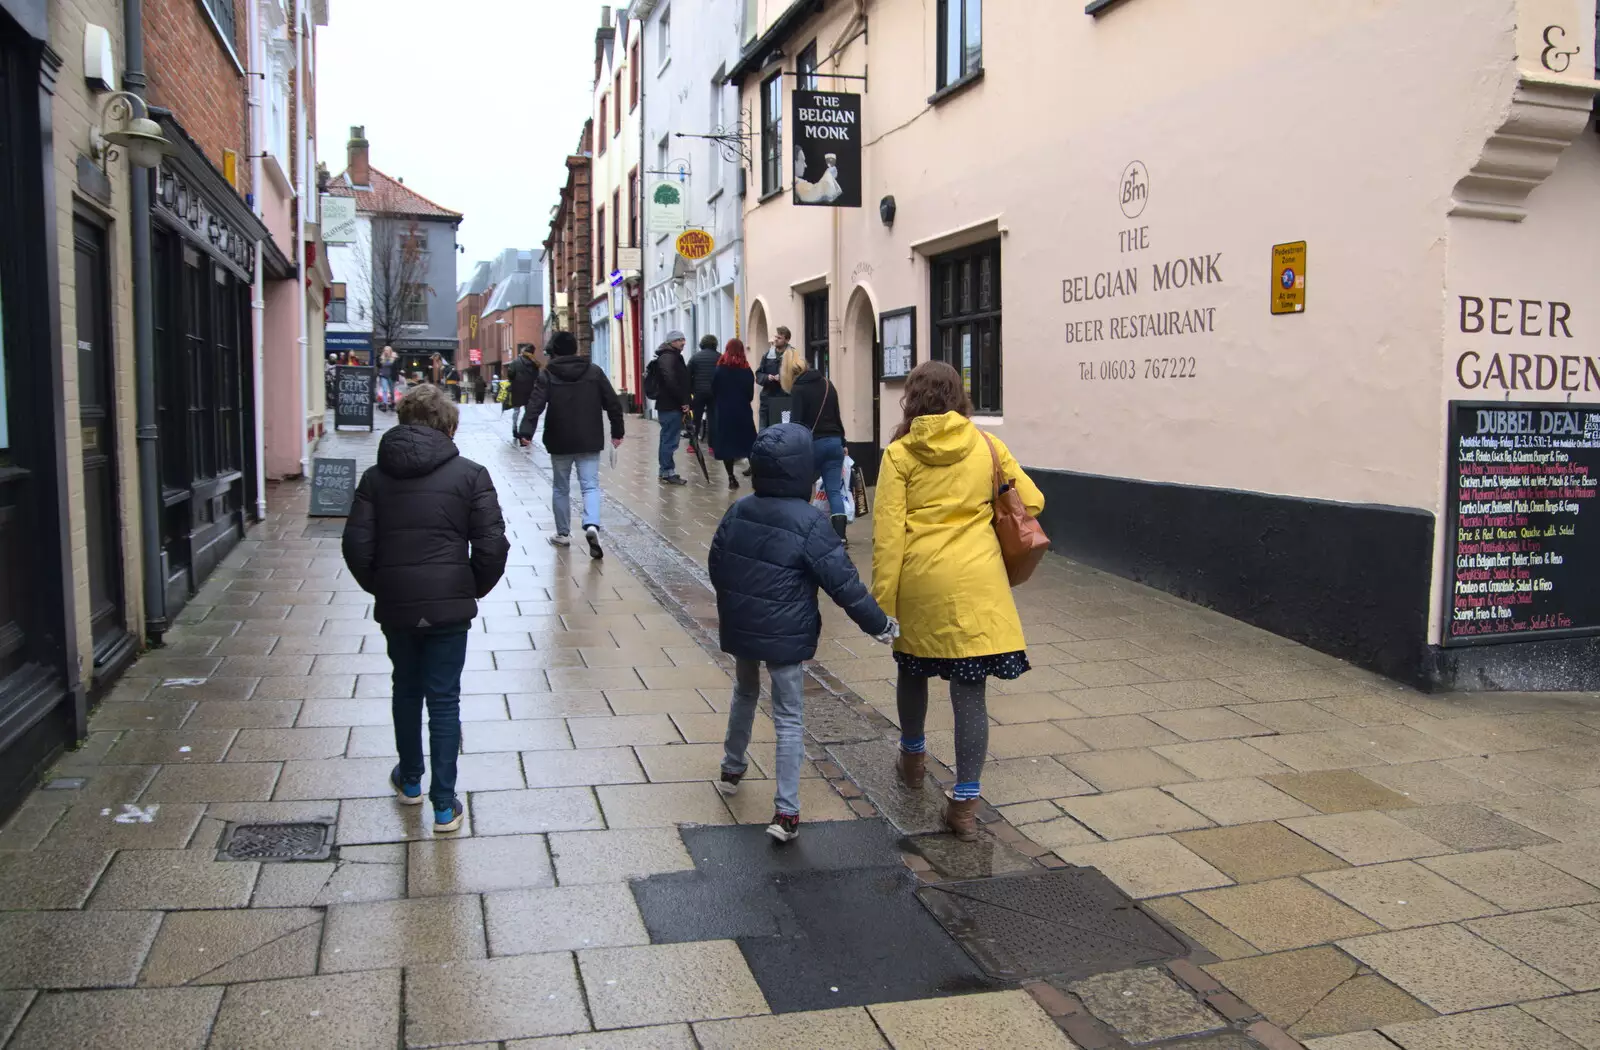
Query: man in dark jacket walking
648 331 691 485
342 384 509 833
708 423 895 842
517 331 624 559
507 344 541 444
686 334 720 448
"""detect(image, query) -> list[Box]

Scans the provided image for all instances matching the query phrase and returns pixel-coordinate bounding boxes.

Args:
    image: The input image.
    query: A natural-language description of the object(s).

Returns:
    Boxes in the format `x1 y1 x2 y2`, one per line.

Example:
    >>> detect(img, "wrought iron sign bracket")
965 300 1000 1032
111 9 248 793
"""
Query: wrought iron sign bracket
783 69 869 91
676 109 755 169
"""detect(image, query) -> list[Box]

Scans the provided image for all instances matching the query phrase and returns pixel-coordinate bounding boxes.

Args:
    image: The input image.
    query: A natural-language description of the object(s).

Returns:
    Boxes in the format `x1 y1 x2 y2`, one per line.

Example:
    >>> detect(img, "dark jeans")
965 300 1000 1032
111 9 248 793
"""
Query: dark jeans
690 394 713 444
384 624 469 806
658 409 683 477
813 435 846 517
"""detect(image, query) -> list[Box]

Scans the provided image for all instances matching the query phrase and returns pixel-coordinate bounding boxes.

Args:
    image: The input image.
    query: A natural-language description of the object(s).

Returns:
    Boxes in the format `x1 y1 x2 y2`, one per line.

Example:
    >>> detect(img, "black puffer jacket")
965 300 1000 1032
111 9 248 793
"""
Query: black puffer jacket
788 369 844 439
687 347 720 397
507 355 540 409
342 425 509 628
708 423 887 664
518 353 624 454
650 346 690 413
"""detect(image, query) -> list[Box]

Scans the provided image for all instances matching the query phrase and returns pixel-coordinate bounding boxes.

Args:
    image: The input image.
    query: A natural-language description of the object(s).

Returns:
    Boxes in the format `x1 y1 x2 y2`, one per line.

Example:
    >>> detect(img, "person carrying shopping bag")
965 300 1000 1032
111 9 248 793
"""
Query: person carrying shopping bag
870 361 1045 841
780 346 850 542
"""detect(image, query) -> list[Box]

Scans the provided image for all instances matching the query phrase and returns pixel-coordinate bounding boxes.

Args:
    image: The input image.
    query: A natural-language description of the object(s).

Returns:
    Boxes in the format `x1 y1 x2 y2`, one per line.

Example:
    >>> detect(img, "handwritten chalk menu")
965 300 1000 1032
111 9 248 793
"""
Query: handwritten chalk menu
334 366 374 431
1446 400 1600 645
309 458 358 517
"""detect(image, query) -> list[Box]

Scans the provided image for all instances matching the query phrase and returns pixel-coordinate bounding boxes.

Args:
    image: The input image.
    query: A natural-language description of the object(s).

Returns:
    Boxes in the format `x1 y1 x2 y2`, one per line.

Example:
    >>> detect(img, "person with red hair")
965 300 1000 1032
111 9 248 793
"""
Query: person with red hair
709 339 758 488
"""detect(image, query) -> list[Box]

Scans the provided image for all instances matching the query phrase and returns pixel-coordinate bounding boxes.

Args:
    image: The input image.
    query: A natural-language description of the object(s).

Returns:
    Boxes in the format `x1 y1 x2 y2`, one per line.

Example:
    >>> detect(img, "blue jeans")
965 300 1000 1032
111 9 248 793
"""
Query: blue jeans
813 435 846 517
722 659 805 816
551 452 602 535
658 409 683 478
384 624 469 807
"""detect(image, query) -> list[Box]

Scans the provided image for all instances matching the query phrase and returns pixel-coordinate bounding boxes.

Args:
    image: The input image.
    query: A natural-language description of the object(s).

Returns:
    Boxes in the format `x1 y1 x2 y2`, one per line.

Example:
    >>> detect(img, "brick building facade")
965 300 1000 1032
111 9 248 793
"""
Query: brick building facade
144 0 250 195
545 121 594 356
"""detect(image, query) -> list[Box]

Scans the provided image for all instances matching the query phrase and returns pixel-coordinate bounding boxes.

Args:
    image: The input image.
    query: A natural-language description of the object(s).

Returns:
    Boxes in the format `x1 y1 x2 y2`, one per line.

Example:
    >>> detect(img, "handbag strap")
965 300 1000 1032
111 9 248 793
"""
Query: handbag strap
812 379 831 430
980 431 1004 503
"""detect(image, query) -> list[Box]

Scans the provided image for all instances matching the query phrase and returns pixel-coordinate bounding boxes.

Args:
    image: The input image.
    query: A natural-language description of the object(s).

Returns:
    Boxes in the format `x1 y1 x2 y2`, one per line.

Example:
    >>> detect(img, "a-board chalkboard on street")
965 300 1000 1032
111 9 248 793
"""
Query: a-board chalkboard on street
335 366 375 430
1445 400 1600 646
309 458 358 517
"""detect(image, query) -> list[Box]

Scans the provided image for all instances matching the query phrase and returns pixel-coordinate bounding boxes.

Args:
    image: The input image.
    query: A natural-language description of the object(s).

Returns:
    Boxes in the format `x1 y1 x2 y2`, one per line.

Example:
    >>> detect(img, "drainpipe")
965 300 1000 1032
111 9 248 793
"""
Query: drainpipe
637 7 649 409
248 0 267 515
124 0 167 641
293 0 309 475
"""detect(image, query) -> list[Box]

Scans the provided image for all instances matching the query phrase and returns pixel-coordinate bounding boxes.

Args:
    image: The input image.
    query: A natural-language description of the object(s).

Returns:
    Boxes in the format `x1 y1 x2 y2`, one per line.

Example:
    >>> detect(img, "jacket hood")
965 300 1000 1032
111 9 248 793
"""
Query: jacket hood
900 411 979 466
750 423 816 499
377 424 460 479
656 344 683 357
546 355 591 381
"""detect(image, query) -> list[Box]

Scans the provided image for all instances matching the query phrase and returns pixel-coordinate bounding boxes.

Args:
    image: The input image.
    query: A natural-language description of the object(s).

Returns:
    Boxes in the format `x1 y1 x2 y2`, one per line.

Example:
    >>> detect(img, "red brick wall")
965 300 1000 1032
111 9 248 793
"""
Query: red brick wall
146 0 251 196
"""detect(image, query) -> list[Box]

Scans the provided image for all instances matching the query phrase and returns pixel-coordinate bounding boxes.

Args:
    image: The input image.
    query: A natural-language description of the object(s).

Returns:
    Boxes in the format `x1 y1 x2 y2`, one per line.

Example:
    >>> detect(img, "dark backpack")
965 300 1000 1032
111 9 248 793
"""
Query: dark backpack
643 357 662 401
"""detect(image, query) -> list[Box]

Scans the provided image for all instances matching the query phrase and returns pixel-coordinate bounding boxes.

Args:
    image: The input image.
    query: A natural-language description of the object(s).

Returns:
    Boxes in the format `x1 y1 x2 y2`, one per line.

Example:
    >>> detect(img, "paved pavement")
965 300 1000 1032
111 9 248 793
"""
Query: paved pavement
2 402 1600 1048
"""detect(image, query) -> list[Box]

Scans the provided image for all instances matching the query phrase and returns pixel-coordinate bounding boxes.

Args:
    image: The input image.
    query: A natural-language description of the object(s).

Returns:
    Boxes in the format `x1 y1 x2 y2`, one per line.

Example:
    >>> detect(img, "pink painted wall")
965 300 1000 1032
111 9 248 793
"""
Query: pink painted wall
262 278 304 478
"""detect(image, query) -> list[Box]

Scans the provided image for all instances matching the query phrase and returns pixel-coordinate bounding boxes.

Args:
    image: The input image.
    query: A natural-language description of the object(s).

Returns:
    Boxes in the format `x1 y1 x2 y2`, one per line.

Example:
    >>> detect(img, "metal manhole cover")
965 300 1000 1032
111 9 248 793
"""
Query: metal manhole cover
217 821 334 862
916 868 1185 980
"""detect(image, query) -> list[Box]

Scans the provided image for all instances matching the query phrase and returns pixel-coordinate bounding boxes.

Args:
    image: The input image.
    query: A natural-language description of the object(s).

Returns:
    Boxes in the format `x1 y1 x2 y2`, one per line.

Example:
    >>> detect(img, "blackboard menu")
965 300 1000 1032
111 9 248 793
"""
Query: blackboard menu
334 366 374 430
1445 400 1600 646
309 458 358 517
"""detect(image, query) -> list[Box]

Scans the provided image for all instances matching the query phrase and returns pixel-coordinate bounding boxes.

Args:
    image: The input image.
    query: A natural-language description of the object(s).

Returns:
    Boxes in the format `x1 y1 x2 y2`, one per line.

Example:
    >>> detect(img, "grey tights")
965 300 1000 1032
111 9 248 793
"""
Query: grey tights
896 668 989 788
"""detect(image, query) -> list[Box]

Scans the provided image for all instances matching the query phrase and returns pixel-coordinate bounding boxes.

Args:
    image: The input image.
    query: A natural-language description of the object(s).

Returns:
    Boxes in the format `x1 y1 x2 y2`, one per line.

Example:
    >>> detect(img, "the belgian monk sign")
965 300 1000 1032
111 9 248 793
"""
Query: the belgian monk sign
792 89 861 208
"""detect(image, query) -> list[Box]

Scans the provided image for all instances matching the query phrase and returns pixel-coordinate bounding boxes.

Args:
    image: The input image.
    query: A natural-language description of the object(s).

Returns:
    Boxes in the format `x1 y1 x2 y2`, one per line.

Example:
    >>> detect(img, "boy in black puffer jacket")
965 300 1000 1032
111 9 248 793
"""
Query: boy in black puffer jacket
342 384 509 833
708 423 895 842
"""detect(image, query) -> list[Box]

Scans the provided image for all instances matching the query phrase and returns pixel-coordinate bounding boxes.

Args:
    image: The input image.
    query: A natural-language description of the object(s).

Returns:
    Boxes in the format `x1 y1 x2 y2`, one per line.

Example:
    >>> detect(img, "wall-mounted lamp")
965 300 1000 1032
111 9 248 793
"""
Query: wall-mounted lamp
879 195 896 227
91 91 173 169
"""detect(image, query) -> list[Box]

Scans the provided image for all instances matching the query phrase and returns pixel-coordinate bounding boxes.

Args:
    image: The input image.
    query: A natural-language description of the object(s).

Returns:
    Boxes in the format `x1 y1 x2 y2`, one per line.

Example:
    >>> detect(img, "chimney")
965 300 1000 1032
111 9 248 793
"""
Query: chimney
600 5 612 28
347 125 370 188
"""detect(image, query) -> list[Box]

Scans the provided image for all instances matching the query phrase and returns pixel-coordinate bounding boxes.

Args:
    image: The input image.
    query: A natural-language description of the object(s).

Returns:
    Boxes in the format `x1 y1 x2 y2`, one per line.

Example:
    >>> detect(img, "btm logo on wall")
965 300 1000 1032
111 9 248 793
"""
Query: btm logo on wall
1120 161 1149 219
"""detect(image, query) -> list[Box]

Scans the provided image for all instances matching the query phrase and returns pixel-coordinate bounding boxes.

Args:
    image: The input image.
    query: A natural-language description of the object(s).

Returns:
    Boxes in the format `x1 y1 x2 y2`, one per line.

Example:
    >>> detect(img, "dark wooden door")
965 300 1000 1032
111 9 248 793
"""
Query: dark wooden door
74 219 125 656
804 289 830 379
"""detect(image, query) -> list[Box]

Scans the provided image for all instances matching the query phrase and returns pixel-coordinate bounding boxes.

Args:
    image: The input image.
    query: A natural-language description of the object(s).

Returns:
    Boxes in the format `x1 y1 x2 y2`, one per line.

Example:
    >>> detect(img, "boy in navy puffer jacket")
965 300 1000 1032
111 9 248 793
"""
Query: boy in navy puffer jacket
708 423 896 842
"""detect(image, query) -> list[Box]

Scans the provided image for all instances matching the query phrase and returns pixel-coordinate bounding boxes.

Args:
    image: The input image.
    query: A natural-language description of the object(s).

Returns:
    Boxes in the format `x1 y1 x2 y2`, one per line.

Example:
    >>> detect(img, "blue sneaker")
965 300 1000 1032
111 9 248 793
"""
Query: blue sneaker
434 796 465 833
390 765 423 806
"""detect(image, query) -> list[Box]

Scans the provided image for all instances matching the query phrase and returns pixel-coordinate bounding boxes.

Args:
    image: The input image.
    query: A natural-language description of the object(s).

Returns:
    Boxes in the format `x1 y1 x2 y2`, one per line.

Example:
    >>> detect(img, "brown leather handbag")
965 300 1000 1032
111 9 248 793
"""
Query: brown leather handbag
981 432 1050 586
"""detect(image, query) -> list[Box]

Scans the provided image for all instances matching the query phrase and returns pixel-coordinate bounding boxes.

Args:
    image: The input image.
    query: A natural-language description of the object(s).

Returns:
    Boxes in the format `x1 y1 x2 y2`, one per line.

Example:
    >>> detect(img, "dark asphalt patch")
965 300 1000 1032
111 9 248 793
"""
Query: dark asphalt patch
632 820 1000 1013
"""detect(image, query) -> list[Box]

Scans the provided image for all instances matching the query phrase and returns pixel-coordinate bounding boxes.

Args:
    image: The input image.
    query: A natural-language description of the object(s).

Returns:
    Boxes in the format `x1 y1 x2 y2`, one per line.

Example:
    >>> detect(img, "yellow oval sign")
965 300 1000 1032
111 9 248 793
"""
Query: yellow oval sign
676 230 715 261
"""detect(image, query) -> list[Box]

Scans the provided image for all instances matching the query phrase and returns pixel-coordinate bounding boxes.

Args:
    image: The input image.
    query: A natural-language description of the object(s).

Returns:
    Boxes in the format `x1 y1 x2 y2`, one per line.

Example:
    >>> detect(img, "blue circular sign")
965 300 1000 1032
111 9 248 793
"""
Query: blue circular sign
1280 267 1296 289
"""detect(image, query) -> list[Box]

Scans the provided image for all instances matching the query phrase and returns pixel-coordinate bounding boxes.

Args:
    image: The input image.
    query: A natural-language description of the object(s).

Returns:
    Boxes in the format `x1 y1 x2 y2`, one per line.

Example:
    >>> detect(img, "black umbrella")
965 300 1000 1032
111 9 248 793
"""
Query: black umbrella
683 409 711 481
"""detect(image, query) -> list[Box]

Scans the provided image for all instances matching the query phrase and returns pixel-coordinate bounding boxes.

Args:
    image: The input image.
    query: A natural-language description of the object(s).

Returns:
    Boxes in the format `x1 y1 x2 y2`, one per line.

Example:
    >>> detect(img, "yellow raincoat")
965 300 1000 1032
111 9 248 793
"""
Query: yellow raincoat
871 412 1045 658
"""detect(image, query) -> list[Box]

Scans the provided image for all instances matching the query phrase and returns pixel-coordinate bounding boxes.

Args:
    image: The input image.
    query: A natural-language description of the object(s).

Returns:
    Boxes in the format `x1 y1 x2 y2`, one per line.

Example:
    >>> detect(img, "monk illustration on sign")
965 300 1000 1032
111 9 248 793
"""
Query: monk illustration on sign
795 149 844 204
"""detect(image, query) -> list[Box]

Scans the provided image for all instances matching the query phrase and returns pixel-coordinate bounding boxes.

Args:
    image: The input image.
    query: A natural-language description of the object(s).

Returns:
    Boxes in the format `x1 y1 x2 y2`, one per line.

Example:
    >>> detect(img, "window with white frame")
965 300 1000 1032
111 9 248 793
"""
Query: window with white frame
658 7 671 66
707 78 723 193
760 71 782 197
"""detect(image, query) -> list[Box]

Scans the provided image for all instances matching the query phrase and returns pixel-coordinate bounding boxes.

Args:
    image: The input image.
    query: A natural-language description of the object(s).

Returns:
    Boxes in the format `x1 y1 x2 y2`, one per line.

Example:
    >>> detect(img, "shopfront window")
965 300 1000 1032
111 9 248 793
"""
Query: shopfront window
329 282 347 323
931 239 1001 414
760 71 783 196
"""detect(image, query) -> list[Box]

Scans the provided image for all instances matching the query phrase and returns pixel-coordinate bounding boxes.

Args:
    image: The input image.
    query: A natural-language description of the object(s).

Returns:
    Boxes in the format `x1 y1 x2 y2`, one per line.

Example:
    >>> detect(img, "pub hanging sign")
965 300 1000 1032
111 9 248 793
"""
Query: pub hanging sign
792 89 861 208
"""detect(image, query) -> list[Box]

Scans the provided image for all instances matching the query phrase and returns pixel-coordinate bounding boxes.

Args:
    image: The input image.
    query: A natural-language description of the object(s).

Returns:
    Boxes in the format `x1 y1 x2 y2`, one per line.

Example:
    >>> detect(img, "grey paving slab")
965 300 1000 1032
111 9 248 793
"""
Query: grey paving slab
1382 1006 1585 1049
578 941 769 1029
7 987 223 1050
208 969 401 1050
0 910 161 988
88 849 258 910
0 848 112 909
408 833 554 896
321 894 486 972
405 953 590 1046
1340 923 1568 1013
547 827 696 884
1070 967 1225 1043
140 908 322 986
486 883 649 954
471 787 606 835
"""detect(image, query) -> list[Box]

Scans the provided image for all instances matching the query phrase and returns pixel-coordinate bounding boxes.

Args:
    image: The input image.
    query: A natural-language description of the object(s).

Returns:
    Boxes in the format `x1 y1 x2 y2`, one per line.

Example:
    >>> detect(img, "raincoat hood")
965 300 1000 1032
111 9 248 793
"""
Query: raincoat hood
750 423 816 500
546 355 592 382
900 411 979 466
656 343 683 357
376 424 459 480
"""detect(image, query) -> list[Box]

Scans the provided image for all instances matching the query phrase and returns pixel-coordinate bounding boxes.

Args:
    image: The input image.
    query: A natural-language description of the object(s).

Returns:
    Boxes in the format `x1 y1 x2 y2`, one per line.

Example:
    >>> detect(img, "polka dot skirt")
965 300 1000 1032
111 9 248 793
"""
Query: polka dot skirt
894 650 1031 684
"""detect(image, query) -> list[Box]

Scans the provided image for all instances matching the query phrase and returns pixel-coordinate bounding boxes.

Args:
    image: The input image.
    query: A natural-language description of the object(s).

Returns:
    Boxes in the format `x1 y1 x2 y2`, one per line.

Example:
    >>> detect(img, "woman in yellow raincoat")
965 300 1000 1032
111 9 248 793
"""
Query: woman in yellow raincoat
871 361 1044 839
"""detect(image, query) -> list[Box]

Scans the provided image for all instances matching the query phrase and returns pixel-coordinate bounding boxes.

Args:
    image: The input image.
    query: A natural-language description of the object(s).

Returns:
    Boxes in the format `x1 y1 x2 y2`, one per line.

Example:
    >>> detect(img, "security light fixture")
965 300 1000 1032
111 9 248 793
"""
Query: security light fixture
880 195 897 227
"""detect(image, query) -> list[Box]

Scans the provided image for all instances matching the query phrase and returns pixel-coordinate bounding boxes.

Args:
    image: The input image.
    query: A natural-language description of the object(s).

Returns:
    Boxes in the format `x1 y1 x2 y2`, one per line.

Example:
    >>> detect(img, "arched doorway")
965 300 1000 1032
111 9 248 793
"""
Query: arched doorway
843 286 880 482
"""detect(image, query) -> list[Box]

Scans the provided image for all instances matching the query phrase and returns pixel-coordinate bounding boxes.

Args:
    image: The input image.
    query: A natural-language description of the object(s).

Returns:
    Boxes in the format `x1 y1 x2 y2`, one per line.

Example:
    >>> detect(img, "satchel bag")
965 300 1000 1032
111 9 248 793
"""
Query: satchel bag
981 432 1049 586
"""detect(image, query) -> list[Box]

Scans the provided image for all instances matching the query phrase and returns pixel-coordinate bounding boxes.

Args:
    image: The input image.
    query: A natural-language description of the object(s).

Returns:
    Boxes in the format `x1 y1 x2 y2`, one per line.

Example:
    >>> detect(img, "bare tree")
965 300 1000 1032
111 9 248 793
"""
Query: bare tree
367 215 430 350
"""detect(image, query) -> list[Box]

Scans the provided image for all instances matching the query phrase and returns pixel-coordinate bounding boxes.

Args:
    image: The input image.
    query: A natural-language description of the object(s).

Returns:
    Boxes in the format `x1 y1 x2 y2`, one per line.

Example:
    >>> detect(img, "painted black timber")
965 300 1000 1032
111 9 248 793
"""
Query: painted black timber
1028 466 1436 687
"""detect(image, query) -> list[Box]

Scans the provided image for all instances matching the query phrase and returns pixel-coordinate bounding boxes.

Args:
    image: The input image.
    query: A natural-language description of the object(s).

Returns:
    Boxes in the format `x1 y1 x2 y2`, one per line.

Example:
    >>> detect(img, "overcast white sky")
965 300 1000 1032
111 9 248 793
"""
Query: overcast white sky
315 0 600 283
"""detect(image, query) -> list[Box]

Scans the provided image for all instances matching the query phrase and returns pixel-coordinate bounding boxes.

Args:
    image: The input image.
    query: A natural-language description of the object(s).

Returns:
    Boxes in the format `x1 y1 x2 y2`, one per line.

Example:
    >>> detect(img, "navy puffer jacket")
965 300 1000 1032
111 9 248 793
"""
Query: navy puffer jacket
708 424 888 664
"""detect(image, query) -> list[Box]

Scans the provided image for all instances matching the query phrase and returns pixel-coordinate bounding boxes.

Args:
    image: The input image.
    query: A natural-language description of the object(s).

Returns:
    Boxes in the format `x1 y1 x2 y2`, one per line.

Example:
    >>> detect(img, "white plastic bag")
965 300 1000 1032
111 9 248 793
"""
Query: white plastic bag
812 457 857 522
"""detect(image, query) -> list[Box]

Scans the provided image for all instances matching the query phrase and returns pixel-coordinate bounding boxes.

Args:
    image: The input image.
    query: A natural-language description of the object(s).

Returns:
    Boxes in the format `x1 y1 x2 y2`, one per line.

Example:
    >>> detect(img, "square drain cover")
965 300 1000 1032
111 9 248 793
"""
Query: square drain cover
218 821 333 862
917 868 1185 980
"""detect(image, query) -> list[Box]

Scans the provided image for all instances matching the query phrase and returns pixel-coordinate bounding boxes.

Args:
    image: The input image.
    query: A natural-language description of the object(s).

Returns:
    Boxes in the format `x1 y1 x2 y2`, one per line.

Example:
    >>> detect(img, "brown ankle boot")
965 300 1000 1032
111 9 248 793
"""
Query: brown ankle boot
895 749 925 790
944 793 980 841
